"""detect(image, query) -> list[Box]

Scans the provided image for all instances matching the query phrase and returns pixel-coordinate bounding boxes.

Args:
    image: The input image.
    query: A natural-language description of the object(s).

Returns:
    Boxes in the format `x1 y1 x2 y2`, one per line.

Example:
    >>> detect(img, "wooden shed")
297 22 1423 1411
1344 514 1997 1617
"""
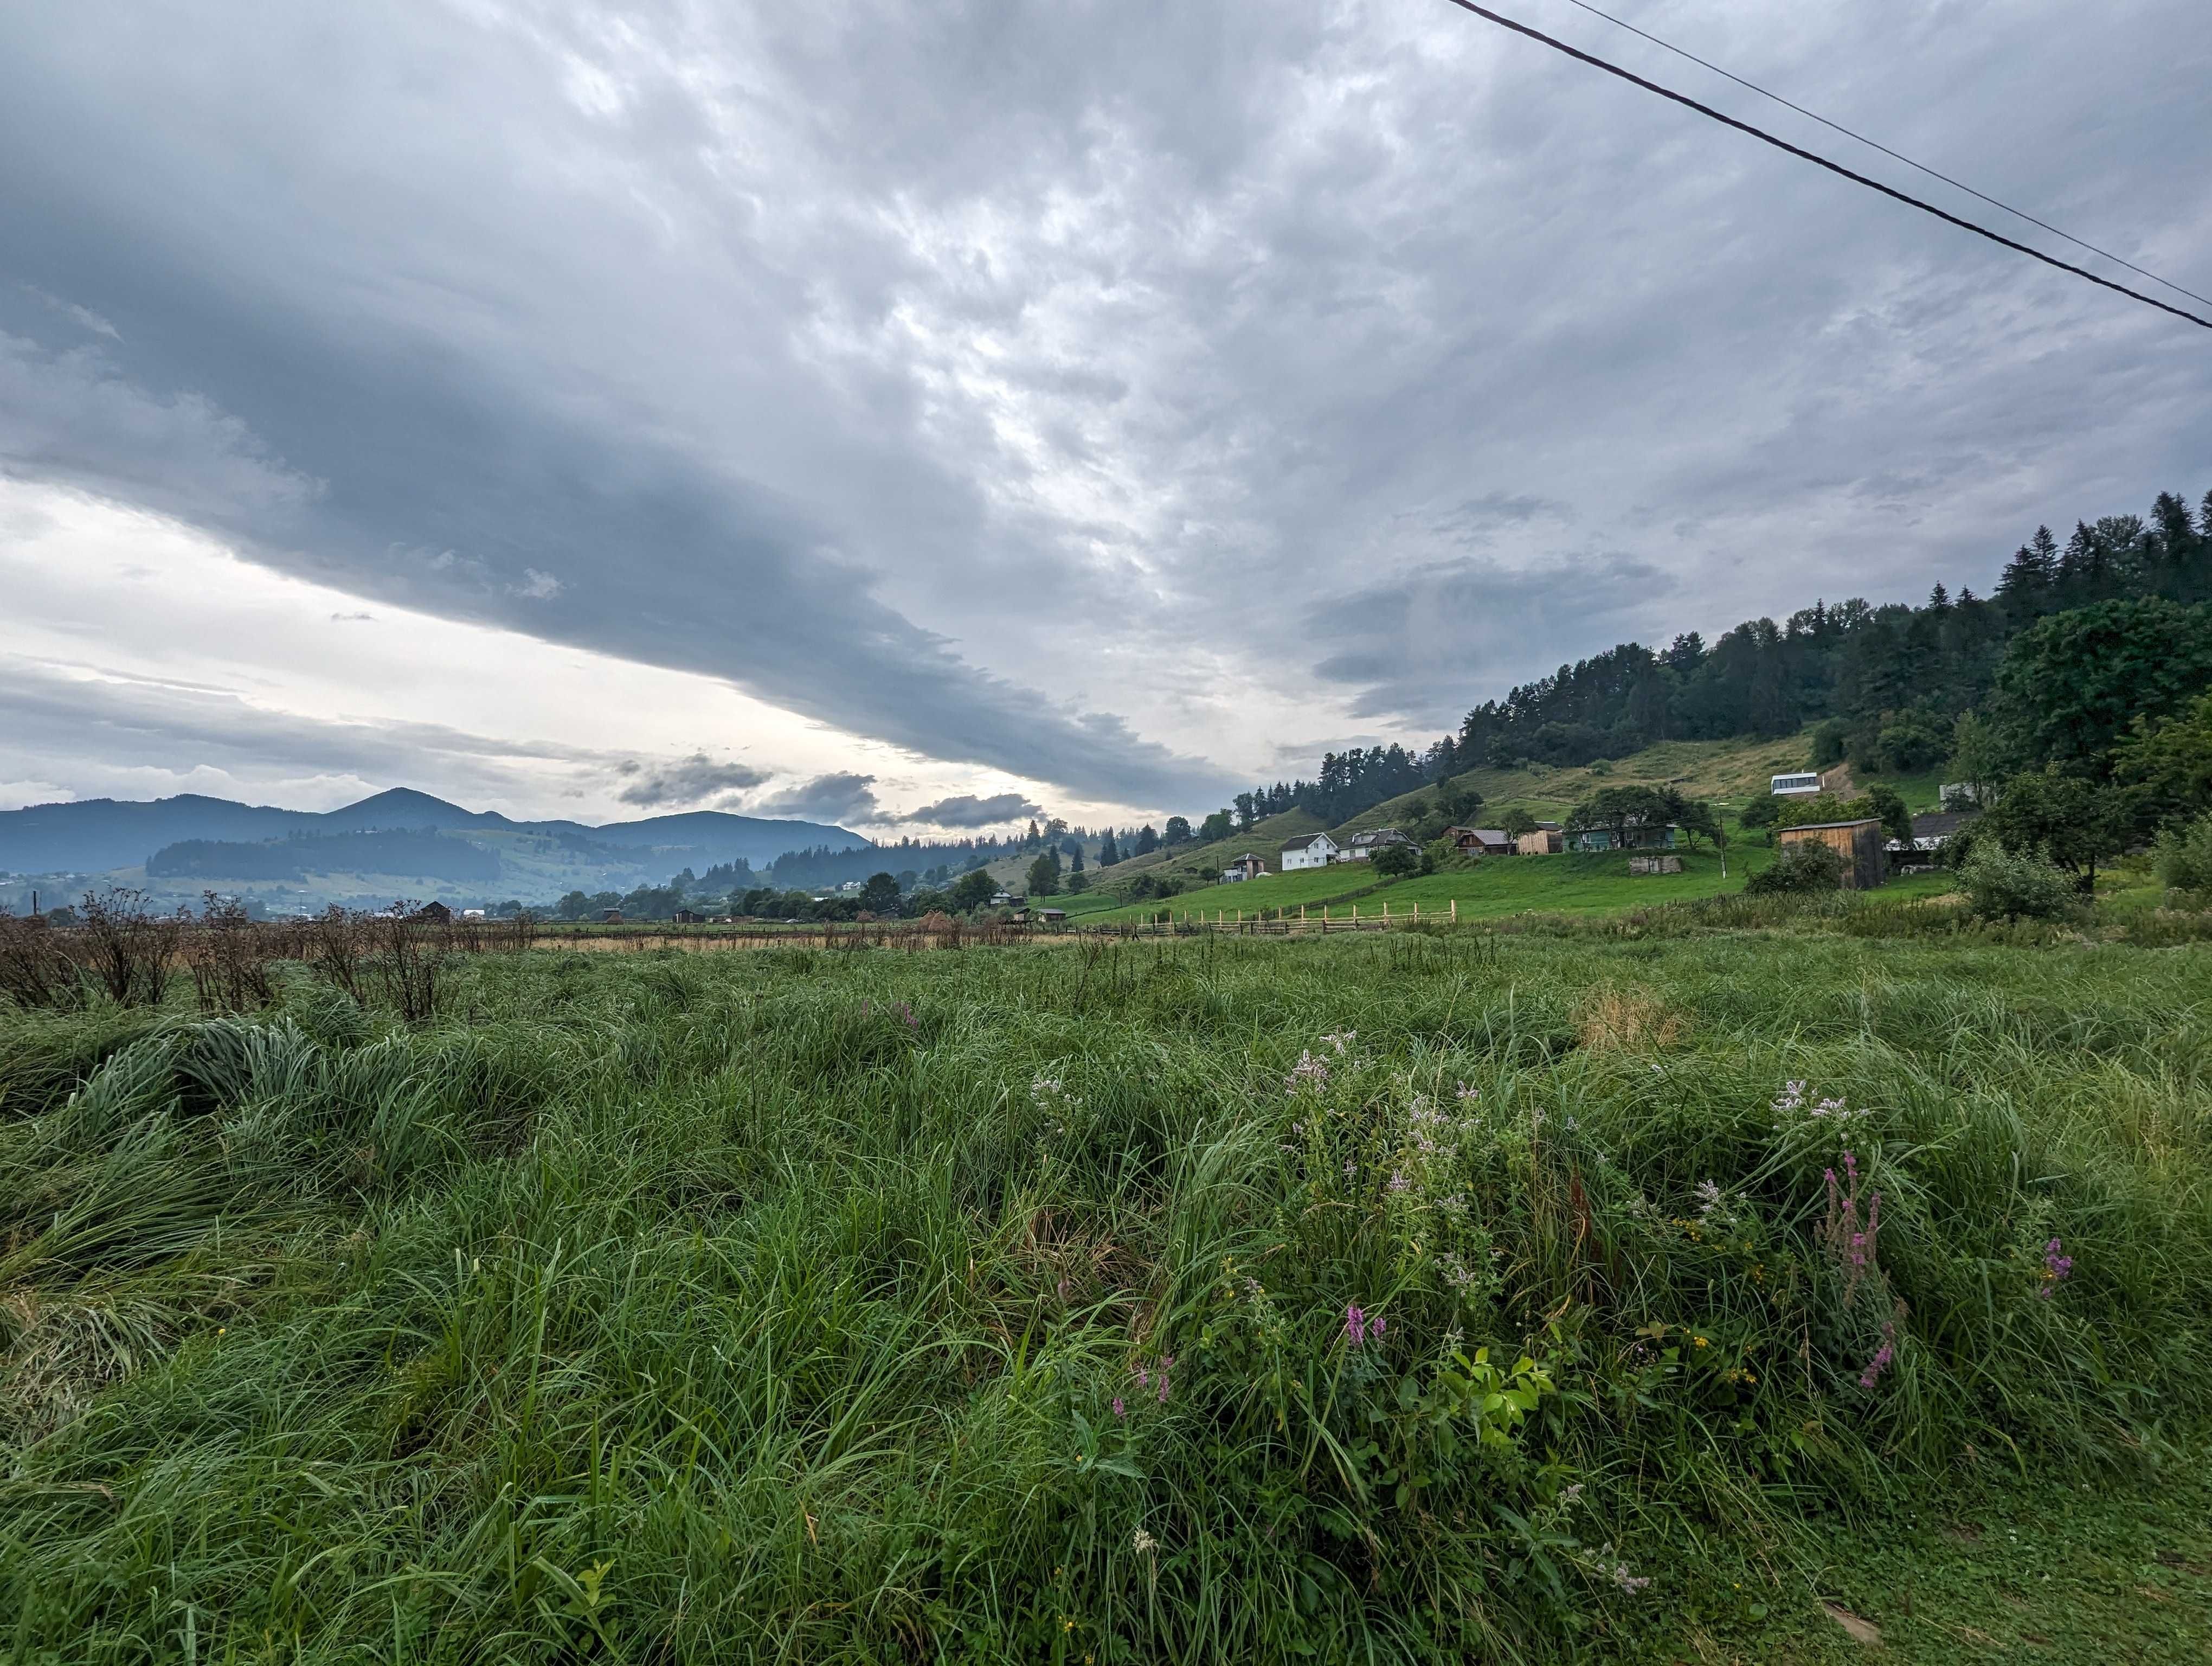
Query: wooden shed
1515 828 1564 855
1778 818 1886 890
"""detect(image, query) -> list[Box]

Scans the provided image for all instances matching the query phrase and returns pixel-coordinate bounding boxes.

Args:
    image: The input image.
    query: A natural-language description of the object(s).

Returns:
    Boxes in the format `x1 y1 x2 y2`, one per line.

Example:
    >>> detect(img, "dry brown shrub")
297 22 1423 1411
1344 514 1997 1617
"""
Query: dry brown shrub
0 908 85 1009
1576 984 1687 1053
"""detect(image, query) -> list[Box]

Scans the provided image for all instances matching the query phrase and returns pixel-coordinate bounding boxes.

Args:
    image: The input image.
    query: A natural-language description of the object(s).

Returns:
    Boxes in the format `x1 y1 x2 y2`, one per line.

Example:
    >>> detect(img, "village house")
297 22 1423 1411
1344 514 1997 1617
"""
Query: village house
1443 826 1516 857
1340 828 1414 862
1279 831 1339 871
1887 810 1976 869
1219 853 1268 882
1779 817 1887 889
671 907 702 924
1769 771 1823 797
1566 823 1676 854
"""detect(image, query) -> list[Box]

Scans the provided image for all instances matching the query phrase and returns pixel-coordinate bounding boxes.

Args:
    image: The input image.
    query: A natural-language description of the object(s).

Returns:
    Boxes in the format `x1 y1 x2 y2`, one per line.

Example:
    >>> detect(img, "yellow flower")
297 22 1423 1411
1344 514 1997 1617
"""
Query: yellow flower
1693 1336 1708 1347
1062 1618 1075 1632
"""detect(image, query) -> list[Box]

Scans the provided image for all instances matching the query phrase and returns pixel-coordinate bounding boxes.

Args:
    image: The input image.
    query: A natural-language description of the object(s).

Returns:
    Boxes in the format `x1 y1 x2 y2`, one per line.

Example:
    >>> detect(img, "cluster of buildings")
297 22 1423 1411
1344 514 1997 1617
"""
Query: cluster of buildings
1223 818 1664 883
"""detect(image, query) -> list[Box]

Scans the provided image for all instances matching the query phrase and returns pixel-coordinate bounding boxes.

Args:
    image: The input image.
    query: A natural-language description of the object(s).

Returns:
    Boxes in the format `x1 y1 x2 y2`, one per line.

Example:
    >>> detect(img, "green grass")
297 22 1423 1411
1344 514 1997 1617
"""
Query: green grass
3 927 2209 1662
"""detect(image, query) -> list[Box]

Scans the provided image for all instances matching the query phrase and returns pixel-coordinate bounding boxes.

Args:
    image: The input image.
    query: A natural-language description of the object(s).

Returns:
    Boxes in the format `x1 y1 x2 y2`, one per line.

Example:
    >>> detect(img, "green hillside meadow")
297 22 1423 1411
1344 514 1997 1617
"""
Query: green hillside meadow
4 921 2210 1663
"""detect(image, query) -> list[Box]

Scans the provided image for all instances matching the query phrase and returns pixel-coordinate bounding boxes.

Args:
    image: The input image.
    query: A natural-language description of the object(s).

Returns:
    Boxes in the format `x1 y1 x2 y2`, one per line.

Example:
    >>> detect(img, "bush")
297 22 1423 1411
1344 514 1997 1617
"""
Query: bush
1370 841 1420 878
1957 841 2078 922
2151 811 2212 898
1744 841 1843 895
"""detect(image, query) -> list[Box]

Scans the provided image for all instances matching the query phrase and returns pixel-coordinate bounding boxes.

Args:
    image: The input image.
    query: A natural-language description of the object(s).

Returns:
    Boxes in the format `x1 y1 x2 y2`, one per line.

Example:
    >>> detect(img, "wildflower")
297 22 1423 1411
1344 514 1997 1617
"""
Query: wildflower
2040 1237 2073 1297
1858 1315 1900 1389
1343 1304 1366 1345
1694 1179 1723 1221
1111 1396 1125 1419
1387 1169 1411 1194
1456 1081 1480 1102
1322 1029 1356 1054
1613 1564 1652 1594
1287 1051 1331 1094
1131 1529 1157 1553
1559 1482 1584 1507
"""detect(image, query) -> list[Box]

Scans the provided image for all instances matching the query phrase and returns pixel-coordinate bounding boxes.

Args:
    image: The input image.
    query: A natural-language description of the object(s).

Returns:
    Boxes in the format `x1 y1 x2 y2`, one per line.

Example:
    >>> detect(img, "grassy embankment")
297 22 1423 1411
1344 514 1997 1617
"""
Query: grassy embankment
3 925 2208 1662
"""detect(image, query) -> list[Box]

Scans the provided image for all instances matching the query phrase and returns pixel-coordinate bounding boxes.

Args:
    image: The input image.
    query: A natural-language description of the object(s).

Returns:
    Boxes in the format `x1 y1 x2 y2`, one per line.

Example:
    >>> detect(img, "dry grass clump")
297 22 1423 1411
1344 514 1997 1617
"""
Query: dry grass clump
1576 983 1688 1052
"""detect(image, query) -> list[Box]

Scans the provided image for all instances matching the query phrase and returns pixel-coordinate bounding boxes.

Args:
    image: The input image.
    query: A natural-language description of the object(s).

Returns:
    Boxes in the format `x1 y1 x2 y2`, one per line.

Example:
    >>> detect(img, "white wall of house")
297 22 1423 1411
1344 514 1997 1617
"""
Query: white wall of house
1280 834 1338 871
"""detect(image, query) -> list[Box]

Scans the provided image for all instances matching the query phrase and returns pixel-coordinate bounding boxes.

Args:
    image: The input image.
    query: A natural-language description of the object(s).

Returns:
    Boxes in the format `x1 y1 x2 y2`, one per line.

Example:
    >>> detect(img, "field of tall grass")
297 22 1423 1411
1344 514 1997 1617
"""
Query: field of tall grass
4 928 2209 1661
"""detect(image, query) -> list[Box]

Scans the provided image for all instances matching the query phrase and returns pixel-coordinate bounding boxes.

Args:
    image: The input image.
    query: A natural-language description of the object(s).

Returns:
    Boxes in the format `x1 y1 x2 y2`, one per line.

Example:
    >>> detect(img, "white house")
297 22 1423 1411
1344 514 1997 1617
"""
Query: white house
1770 772 1823 797
1279 832 1339 872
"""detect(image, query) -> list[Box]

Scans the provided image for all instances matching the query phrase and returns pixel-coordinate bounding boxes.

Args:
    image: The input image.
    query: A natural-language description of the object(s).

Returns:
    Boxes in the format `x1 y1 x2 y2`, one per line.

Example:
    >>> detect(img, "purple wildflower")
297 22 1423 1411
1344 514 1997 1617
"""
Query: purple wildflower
1343 1304 1366 1345
1858 1316 1900 1389
2040 1237 2073 1297
1111 1396 1125 1419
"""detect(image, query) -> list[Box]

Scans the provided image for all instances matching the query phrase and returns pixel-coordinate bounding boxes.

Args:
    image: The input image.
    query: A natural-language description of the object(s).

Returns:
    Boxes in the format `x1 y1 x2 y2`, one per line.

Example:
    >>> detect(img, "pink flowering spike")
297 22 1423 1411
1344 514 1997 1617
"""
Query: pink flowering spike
1343 1304 1366 1345
1111 1396 1125 1419
1371 1315 1386 1339
1135 1368 1148 1390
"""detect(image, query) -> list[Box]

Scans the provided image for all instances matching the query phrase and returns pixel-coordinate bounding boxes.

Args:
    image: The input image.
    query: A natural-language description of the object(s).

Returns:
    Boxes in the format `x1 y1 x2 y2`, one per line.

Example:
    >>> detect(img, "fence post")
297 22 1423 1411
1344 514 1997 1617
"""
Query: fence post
1451 899 1457 922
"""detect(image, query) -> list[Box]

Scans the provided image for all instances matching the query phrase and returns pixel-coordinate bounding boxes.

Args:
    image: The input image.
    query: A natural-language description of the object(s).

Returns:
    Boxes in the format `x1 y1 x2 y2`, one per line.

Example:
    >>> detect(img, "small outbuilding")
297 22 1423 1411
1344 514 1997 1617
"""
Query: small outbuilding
411 901 453 924
1515 823 1564 856
1219 853 1268 883
600 908 623 924
1779 818 1887 890
671 908 702 924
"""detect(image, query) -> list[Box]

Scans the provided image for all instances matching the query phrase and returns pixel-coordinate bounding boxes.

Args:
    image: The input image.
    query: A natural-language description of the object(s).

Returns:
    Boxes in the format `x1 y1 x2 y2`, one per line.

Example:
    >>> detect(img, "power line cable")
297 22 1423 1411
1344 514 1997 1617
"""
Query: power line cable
1437 0 2212 331
1550 0 2212 309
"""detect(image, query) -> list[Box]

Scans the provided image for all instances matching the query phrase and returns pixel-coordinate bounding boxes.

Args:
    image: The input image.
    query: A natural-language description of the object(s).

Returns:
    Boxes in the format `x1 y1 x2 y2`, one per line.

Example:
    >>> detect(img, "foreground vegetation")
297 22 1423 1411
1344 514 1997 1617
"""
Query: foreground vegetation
3 925 2209 1661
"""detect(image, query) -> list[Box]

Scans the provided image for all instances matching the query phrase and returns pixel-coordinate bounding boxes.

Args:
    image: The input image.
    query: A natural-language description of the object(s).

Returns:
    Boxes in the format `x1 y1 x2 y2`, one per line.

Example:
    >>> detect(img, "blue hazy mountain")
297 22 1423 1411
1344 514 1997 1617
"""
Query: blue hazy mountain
0 789 868 877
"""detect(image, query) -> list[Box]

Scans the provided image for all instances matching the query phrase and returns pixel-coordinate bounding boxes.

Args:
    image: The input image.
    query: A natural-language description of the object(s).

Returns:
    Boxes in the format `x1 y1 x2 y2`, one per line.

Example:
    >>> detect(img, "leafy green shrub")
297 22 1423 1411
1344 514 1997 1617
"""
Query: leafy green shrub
1370 840 1420 878
2151 811 2212 898
1744 840 1843 894
1957 841 2078 922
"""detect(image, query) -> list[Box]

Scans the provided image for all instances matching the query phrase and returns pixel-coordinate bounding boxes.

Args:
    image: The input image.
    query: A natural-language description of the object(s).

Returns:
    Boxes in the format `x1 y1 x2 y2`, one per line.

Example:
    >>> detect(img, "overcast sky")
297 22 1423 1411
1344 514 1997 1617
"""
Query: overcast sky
2 1 2207 832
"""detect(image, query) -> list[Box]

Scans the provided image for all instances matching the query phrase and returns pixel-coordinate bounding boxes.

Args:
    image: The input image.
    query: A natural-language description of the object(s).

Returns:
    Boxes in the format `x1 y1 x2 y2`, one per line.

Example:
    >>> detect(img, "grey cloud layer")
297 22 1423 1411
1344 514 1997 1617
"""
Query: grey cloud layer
2 1 2207 802
614 754 770 808
894 792 1044 829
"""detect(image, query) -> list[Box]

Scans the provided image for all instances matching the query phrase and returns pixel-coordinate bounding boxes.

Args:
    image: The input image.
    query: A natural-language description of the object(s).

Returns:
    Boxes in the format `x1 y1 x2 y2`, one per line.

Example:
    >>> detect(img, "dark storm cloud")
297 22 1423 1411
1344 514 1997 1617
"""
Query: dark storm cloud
893 792 1044 829
614 755 771 809
752 772 880 825
1 1 2206 806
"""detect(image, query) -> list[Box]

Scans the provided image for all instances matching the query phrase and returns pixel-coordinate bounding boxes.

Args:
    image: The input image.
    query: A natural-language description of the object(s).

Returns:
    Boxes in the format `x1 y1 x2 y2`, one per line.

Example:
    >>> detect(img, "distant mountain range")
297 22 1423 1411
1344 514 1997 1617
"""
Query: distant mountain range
0 788 868 905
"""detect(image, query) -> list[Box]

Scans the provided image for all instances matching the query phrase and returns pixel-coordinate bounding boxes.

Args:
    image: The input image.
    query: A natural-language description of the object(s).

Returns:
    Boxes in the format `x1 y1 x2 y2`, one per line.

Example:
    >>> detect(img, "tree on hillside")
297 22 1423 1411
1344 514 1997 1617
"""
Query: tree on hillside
1498 808 1539 839
1163 817 1192 847
1674 800 1729 875
1064 838 1084 874
1097 829 1120 866
1135 825 1160 855
858 873 902 916
1025 850 1061 897
2113 693 2212 832
1983 767 2133 890
1199 809 1233 843
949 868 996 912
1233 792 1258 830
1992 598 2212 774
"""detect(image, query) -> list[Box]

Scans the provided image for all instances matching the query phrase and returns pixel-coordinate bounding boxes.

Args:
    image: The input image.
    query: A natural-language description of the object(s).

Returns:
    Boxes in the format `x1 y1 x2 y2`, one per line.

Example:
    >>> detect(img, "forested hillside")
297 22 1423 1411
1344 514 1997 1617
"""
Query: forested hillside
1227 489 2212 830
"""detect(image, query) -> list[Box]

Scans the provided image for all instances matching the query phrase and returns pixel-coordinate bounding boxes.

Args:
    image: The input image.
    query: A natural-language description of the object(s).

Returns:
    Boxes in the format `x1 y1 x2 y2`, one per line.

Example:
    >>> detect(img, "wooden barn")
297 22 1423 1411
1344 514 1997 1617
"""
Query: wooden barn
1778 818 1887 890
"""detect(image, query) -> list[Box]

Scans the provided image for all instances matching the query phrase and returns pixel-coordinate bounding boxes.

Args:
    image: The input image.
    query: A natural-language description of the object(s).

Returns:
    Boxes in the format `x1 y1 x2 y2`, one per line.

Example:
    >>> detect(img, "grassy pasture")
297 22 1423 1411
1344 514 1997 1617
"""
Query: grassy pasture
3 929 2209 1662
